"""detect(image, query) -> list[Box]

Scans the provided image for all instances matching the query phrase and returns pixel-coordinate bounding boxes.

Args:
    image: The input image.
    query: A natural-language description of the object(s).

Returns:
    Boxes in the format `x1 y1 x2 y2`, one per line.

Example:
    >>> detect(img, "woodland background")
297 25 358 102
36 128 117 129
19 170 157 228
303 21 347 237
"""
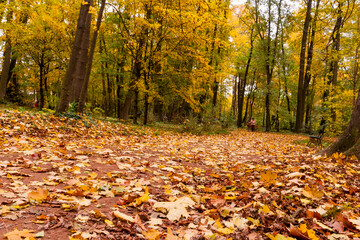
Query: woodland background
0 0 359 136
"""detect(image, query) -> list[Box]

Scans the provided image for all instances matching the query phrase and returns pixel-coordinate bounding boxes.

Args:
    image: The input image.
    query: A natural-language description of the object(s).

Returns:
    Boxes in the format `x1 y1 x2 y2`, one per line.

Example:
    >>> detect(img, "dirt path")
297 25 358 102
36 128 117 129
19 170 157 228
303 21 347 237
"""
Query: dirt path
0 109 359 239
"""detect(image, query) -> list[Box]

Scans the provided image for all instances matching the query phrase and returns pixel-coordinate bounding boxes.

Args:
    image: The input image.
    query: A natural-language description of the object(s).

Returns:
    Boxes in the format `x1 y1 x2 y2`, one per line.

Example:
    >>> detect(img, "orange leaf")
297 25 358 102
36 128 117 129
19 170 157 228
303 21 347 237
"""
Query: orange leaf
166 227 179 240
260 170 277 185
4 228 36 240
28 188 49 202
142 229 161 240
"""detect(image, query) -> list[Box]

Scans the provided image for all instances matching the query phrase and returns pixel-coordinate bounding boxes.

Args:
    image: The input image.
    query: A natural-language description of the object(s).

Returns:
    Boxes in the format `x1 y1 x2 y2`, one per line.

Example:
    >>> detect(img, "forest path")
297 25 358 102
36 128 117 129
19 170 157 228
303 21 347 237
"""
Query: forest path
0 108 359 239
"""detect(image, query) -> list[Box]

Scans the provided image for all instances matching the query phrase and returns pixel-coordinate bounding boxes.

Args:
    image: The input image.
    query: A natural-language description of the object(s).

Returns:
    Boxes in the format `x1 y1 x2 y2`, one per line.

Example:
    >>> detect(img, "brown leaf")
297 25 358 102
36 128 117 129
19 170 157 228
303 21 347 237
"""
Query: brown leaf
306 210 322 220
336 214 358 231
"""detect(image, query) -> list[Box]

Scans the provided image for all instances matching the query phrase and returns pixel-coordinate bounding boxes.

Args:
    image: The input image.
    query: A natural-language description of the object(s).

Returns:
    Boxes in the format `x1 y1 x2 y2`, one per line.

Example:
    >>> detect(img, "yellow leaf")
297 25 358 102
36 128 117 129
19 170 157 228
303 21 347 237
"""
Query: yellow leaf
247 217 261 226
28 188 49 202
260 171 277 185
134 187 150 206
259 205 272 214
143 229 161 240
266 233 296 240
113 211 134 223
104 219 114 227
216 227 234 235
299 224 308 233
88 172 98 179
302 186 323 200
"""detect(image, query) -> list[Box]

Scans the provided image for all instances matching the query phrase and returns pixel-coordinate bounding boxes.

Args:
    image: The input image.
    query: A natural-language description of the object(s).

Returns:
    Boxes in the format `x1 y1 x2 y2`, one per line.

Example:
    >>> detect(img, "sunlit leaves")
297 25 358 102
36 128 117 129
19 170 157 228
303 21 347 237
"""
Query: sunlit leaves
302 185 323 200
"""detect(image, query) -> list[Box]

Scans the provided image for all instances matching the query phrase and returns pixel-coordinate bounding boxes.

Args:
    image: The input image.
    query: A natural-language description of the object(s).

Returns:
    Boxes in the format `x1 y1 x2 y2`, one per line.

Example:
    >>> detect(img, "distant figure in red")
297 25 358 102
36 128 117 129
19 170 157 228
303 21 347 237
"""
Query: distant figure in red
34 101 39 108
249 118 256 131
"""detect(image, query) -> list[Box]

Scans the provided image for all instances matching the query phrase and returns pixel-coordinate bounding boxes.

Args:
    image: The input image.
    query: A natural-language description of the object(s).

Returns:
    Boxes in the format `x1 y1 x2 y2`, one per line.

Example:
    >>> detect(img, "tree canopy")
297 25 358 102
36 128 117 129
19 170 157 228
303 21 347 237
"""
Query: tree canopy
0 0 359 139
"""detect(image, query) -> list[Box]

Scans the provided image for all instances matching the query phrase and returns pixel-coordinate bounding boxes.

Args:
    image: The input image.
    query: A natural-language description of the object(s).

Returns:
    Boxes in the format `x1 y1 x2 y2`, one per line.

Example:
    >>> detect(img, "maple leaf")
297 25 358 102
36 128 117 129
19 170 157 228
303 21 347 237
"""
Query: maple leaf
28 188 49 202
4 228 36 240
302 186 323 200
260 170 277 186
153 196 195 221
289 224 319 240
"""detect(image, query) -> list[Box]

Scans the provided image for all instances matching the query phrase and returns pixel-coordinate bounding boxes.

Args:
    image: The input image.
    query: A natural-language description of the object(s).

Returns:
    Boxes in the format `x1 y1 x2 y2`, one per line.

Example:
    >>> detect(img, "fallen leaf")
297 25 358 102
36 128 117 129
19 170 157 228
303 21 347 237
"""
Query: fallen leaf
260 170 277 185
113 211 134 223
142 229 161 240
302 186 323 200
4 229 35 240
28 188 49 202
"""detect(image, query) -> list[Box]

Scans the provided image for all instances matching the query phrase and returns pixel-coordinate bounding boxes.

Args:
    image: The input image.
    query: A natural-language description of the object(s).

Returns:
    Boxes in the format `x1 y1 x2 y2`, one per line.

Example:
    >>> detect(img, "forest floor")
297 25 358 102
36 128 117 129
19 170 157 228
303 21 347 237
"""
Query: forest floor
0 107 360 240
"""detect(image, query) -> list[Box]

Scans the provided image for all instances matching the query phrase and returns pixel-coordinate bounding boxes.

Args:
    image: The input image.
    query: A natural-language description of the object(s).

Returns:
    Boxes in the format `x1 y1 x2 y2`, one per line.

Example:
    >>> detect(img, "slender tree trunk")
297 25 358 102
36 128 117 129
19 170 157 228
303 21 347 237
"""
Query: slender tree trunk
231 77 237 117
295 0 312 132
39 63 45 109
56 0 92 114
0 41 12 100
78 0 106 113
237 28 254 127
99 37 108 114
237 74 244 127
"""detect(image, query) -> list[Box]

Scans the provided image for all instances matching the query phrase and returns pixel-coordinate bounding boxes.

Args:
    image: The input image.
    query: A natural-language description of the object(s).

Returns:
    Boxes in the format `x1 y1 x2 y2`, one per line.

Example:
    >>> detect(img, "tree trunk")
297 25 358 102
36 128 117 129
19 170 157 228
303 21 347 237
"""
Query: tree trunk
0 41 12 100
231 77 237 117
72 7 92 104
295 0 312 132
237 28 254 127
325 89 360 158
56 0 91 114
237 74 245 127
78 0 106 113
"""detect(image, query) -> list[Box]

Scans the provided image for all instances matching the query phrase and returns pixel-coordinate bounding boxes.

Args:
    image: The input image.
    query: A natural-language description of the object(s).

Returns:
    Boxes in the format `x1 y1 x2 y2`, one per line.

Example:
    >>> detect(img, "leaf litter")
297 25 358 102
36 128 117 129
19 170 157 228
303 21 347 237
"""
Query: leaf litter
0 109 360 239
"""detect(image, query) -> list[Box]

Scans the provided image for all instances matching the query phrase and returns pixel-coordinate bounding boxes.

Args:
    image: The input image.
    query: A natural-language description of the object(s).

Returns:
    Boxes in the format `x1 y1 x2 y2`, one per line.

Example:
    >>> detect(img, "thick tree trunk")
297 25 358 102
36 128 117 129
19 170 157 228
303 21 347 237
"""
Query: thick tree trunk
78 0 106 113
325 89 360 158
295 0 312 132
56 0 91 114
72 8 92 104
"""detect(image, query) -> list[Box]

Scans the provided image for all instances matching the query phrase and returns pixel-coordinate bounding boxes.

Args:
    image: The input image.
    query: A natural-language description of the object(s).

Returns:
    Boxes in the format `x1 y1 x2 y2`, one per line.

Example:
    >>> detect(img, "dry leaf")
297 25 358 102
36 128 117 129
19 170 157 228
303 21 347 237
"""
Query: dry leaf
302 186 323 200
4 228 35 240
142 229 161 240
260 170 277 185
113 211 134 223
28 188 49 202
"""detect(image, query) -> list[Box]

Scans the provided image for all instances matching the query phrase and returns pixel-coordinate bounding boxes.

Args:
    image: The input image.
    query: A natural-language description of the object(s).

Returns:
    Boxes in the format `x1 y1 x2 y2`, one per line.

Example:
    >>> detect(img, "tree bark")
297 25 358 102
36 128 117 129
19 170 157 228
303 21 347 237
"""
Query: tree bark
78 0 106 113
325 89 360 158
237 28 254 127
72 6 92 104
295 0 312 132
56 0 91 114
0 40 12 100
